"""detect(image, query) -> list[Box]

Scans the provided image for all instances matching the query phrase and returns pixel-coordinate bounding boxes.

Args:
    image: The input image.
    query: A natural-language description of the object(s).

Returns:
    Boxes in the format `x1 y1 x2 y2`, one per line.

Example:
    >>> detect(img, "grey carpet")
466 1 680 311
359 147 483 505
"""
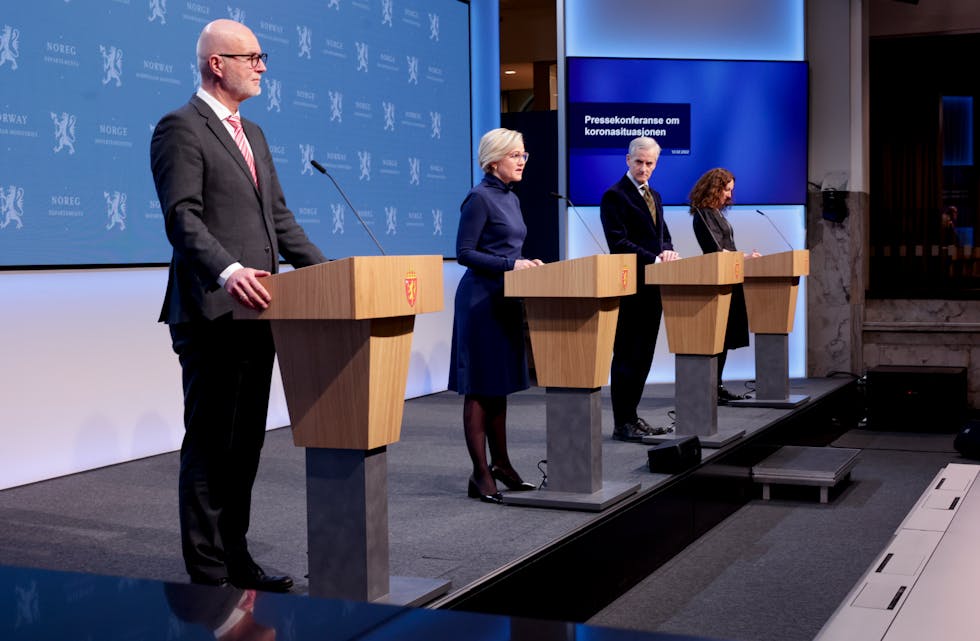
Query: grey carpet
0 377 858 638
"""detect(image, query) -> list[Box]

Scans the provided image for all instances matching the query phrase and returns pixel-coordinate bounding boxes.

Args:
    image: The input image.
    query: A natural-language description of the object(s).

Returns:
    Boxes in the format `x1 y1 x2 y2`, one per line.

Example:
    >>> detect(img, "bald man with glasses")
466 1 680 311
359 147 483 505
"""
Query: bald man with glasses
151 19 326 592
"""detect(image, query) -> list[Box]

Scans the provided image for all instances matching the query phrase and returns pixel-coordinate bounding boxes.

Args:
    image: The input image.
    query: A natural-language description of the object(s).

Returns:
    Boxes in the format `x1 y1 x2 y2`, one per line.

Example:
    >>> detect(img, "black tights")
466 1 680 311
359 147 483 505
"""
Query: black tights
717 349 728 386
463 394 513 495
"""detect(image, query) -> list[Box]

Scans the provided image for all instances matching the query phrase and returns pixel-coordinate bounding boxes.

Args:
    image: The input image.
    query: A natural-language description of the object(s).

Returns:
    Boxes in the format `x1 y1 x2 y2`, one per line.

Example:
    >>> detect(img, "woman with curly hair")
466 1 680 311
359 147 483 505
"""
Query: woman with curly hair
689 168 760 404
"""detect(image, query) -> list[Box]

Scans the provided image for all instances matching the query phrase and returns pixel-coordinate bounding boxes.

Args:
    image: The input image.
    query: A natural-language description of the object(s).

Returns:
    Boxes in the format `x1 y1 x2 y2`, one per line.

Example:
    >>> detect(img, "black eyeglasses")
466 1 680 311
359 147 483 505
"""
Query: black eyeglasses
218 53 268 68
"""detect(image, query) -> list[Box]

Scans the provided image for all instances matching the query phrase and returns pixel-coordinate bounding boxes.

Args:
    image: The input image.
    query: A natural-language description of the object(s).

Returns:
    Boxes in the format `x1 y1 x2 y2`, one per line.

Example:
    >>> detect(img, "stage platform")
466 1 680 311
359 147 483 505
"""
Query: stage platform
0 376 857 624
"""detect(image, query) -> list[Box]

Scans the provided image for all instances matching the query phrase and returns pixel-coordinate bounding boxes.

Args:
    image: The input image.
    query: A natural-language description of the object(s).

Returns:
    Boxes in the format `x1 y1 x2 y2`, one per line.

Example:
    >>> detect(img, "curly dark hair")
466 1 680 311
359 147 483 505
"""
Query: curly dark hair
688 168 735 213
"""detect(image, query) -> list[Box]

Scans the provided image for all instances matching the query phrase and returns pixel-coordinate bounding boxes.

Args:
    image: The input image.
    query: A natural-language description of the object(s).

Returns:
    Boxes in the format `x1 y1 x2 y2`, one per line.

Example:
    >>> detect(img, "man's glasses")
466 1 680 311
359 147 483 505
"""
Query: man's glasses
218 53 269 69
507 152 529 162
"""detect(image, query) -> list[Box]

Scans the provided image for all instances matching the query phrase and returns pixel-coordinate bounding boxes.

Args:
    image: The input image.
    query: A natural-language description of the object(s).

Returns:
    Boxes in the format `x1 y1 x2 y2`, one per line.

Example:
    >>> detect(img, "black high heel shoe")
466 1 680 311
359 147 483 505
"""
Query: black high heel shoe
467 477 503 504
491 465 537 491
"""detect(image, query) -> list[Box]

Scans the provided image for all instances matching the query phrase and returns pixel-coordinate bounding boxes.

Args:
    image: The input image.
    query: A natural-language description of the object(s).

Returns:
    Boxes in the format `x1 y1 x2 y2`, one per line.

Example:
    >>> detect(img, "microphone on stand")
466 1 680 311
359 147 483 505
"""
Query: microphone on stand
755 209 795 252
550 191 607 255
309 159 386 255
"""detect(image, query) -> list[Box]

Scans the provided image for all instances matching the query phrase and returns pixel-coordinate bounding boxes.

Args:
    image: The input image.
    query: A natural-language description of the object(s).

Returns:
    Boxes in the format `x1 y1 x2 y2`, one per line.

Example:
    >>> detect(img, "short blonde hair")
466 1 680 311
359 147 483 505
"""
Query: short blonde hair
478 128 524 173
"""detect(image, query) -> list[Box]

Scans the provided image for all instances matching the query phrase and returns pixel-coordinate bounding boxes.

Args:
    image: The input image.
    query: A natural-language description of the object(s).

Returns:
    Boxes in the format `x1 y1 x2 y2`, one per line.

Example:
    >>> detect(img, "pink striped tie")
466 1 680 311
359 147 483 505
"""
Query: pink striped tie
227 113 258 186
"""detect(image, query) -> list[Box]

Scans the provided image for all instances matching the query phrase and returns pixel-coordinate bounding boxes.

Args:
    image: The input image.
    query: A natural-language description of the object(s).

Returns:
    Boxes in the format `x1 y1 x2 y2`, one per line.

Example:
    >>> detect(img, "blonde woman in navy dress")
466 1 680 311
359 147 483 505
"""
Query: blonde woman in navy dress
449 128 543 504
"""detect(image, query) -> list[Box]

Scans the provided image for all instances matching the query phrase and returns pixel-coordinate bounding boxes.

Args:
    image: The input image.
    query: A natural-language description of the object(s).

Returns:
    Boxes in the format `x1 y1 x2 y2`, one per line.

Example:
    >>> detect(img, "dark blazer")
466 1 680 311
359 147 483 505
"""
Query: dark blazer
692 206 737 253
599 174 673 283
151 94 326 323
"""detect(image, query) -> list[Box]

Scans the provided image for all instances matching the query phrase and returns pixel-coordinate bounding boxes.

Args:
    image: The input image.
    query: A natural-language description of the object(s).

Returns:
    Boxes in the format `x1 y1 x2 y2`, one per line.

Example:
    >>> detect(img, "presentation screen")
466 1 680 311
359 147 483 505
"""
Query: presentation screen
0 0 471 268
566 57 808 206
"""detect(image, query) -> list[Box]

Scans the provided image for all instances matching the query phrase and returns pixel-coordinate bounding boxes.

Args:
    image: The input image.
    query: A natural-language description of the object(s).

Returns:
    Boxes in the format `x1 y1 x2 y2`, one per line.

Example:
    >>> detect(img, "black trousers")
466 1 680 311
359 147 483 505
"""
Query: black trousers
169 316 275 581
609 286 663 427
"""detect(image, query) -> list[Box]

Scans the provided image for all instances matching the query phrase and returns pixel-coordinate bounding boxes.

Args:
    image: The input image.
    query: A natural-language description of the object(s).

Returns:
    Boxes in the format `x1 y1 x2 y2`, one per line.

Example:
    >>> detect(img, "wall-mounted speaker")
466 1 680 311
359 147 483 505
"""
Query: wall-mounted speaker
822 189 849 223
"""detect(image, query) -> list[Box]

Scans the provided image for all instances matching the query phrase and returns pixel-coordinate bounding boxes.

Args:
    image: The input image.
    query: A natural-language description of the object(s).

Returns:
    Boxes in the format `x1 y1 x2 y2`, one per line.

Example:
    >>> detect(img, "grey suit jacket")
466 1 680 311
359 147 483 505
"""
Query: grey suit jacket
150 94 326 323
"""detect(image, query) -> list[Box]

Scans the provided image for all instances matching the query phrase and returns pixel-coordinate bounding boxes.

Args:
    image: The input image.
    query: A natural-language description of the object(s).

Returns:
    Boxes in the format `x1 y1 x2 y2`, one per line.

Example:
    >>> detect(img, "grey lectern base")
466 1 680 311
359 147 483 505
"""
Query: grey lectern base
729 394 810 409
729 334 810 409
375 576 454 607
306 447 450 605
503 482 642 512
503 387 638 512
647 354 744 448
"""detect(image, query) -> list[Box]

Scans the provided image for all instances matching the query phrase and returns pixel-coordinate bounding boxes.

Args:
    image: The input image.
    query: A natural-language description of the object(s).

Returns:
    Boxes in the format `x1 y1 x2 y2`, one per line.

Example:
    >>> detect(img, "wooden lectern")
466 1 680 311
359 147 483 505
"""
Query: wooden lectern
503 254 640 511
644 252 746 447
731 249 810 408
235 255 449 605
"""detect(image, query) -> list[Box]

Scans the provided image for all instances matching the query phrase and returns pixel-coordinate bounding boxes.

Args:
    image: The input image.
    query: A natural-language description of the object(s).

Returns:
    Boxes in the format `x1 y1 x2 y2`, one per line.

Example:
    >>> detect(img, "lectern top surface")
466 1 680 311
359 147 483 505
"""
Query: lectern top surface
644 251 743 285
505 253 637 298
234 254 444 319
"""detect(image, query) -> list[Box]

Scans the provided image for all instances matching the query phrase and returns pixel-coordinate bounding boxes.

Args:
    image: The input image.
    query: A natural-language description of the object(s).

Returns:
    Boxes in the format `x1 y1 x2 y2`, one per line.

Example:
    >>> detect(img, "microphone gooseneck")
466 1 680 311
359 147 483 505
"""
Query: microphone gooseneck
310 160 386 255
550 191 607 255
693 206 724 253
755 209 795 252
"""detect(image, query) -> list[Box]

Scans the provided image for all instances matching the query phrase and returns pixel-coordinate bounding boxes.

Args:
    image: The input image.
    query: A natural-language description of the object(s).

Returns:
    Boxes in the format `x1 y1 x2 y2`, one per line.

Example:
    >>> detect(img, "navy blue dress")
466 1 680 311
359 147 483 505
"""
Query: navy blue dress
448 174 530 396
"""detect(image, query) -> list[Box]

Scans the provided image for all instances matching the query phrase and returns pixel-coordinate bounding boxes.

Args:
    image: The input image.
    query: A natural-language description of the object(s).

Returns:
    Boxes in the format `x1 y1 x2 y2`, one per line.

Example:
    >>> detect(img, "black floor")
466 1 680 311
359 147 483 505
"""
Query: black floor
589 446 962 641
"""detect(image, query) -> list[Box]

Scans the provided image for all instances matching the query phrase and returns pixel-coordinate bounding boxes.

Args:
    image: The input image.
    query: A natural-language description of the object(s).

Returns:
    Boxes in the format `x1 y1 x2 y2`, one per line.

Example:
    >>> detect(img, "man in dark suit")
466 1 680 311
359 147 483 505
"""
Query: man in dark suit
150 18 326 591
599 137 680 442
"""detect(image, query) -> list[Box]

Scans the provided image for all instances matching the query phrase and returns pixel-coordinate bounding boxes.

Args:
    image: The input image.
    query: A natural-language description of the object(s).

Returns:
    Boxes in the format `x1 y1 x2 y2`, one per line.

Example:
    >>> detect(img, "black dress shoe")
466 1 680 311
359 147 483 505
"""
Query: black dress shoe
612 421 649 442
634 417 671 436
467 477 503 504
189 574 231 587
491 465 536 491
718 386 748 405
228 561 294 593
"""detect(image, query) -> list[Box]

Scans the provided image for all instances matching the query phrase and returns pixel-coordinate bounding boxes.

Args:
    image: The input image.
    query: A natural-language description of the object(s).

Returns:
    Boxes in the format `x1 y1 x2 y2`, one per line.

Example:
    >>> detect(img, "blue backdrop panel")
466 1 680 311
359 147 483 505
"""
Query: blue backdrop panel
0 0 471 267
566 57 807 207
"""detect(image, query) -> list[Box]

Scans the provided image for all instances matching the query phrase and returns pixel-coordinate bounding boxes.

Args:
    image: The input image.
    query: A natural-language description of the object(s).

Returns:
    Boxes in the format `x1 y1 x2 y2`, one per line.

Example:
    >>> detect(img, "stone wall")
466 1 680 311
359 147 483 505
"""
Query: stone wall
807 190 868 379
805 188 980 410
863 299 980 409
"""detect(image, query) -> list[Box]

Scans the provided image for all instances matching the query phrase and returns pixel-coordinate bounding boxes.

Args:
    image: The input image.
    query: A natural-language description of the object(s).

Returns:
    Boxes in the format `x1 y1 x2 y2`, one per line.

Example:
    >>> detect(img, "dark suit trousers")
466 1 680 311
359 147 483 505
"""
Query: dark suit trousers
610 285 663 427
170 315 275 581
